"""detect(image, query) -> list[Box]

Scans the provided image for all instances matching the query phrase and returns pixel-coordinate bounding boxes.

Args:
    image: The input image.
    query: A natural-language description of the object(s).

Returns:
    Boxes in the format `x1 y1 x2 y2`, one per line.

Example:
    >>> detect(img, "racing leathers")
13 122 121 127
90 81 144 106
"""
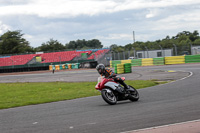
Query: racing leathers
101 68 129 90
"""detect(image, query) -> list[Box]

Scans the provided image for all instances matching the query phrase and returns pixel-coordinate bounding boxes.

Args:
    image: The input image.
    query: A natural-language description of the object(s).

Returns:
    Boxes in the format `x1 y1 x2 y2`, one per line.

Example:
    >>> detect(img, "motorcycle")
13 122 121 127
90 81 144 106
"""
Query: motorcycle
95 76 139 105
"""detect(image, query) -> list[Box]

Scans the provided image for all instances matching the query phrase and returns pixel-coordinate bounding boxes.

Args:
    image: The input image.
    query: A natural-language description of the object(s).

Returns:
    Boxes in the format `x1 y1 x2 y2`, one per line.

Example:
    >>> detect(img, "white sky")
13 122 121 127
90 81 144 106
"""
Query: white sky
0 0 200 48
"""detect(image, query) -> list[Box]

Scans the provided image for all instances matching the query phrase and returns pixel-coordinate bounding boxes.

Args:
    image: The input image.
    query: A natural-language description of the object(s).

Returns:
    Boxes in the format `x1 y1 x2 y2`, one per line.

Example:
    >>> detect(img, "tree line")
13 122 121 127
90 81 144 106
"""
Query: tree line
0 30 103 55
0 30 200 55
110 30 200 55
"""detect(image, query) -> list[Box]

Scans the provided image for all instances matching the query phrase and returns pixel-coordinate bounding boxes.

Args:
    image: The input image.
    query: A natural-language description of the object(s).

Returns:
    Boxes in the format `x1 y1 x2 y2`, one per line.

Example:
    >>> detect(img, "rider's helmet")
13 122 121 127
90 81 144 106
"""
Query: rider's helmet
96 64 105 75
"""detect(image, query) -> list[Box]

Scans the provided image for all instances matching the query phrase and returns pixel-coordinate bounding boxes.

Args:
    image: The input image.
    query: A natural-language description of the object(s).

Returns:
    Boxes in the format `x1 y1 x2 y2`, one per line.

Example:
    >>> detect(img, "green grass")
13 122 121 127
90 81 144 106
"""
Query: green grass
0 80 167 109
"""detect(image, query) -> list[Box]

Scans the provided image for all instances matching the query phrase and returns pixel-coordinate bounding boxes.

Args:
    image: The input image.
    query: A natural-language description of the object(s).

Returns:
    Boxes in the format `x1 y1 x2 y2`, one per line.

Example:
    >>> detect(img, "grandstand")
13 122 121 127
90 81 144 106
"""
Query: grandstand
0 48 110 73
0 54 37 66
87 49 110 60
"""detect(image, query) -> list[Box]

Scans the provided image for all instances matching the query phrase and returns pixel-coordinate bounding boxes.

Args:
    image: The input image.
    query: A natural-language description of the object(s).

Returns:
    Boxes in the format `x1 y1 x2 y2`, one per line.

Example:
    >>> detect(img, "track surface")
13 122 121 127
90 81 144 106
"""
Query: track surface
0 64 200 133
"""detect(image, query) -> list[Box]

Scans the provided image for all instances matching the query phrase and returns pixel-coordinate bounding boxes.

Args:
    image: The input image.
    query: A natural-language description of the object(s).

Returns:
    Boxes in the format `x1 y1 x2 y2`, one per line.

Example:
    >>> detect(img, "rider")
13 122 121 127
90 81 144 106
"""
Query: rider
96 63 129 91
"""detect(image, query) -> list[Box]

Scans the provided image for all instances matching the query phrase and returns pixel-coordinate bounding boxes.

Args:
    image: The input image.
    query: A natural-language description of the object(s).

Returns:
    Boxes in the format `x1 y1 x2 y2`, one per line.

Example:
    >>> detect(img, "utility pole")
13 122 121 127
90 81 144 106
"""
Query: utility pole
133 31 135 44
133 31 136 58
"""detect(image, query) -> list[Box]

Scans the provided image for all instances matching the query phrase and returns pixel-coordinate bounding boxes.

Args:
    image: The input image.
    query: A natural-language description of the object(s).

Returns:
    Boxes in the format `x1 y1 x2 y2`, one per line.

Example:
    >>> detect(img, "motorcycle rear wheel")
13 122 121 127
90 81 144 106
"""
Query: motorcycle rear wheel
128 86 139 101
101 88 117 105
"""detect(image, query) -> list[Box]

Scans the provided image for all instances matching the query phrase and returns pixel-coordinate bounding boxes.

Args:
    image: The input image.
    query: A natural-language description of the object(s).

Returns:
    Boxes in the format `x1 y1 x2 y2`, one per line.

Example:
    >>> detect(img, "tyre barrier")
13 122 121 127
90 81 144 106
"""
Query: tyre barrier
121 60 131 64
114 64 118 74
124 63 132 73
185 54 200 63
153 57 165 65
49 65 53 70
110 60 121 68
117 64 124 74
49 63 80 71
110 54 200 68
131 59 142 66
114 63 131 74
165 56 185 65
55 65 60 70
142 58 153 66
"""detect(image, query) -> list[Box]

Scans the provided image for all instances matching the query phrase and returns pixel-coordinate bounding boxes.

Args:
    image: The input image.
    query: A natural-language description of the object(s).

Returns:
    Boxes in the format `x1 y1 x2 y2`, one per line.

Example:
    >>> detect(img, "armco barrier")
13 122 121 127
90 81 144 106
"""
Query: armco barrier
142 58 153 66
165 56 185 65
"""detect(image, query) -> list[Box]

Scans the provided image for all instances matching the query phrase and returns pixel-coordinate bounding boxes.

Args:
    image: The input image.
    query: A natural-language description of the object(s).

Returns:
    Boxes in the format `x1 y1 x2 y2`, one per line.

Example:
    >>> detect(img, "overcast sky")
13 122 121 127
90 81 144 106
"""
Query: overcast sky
0 0 200 48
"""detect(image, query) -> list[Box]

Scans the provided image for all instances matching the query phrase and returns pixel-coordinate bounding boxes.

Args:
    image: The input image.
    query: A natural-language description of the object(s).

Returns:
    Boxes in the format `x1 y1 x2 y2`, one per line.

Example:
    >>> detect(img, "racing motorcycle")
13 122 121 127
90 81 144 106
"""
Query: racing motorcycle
95 76 139 105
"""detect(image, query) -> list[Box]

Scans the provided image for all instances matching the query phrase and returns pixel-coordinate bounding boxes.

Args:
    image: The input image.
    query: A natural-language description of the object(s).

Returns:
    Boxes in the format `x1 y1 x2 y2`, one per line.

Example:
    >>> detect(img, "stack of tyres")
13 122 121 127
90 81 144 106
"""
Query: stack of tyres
49 65 53 70
65 63 68 69
71 64 75 69
111 60 121 68
62 64 65 69
110 61 113 68
55 65 60 70
124 63 132 73
114 64 118 74
75 63 80 69
59 65 63 70
185 55 200 63
165 56 185 65
131 59 142 66
153 57 164 65
68 64 72 69
117 64 124 74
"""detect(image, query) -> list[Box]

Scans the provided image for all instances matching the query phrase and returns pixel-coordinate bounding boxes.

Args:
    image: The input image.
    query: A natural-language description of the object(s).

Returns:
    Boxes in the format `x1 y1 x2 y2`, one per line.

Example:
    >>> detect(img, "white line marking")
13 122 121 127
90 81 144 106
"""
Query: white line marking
154 71 193 87
170 71 193 82
33 122 38 125
121 119 200 133
69 126 74 129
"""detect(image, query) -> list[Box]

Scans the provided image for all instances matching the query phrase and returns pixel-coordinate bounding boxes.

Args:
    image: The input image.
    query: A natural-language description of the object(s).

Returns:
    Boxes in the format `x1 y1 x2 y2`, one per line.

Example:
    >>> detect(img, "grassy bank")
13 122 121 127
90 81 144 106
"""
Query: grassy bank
0 80 166 109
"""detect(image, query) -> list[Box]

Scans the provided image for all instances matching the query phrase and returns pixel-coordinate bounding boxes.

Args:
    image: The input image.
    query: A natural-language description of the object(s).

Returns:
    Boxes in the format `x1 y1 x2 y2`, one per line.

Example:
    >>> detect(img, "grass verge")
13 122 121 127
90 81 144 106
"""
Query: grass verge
0 80 167 109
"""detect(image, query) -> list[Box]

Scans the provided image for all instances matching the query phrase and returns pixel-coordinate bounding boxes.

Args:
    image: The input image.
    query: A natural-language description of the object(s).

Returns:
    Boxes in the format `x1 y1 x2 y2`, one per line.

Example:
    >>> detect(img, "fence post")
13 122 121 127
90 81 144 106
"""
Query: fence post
189 42 193 55
173 44 177 56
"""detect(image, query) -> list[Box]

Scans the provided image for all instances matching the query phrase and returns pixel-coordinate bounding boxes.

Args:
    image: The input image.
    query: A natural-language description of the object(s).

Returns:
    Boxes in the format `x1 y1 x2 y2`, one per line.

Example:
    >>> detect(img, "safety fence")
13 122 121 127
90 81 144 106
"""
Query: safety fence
110 54 200 69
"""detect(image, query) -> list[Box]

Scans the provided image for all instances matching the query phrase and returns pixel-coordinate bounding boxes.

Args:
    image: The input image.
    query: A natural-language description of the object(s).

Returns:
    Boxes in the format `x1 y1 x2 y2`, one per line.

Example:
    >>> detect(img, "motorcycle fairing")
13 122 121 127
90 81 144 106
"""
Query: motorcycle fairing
104 81 119 90
104 81 124 94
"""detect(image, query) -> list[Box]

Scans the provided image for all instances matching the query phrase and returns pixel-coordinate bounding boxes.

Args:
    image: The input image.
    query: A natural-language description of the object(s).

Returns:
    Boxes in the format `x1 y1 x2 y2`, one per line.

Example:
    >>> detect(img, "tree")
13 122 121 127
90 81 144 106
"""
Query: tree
189 30 199 42
86 39 103 49
0 30 33 54
65 39 103 50
36 39 65 52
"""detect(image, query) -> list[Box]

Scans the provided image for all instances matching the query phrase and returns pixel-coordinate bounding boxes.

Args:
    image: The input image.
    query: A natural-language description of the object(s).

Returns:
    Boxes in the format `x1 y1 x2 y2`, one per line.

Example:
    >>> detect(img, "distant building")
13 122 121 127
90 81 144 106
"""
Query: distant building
191 46 200 55
136 49 173 58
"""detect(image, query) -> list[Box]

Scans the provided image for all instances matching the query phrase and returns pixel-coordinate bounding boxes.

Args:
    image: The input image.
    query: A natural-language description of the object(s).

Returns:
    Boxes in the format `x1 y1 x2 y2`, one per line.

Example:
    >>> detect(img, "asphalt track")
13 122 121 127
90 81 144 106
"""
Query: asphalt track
0 63 200 133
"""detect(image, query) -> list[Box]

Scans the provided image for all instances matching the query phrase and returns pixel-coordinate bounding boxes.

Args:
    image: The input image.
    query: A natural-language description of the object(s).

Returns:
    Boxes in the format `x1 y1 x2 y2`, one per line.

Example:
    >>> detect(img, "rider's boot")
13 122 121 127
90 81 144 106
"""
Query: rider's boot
114 77 129 92
120 82 129 92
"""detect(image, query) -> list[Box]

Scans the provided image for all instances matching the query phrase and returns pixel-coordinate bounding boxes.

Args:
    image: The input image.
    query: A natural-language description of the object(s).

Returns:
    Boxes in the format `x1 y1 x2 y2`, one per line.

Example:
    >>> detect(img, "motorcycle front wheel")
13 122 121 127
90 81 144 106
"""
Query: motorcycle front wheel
128 86 139 102
101 88 117 105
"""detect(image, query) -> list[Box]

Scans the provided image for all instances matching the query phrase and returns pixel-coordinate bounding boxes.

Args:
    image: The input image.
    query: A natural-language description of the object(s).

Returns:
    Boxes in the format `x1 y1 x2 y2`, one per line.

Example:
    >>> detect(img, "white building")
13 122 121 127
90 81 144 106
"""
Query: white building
136 49 173 58
191 46 200 55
